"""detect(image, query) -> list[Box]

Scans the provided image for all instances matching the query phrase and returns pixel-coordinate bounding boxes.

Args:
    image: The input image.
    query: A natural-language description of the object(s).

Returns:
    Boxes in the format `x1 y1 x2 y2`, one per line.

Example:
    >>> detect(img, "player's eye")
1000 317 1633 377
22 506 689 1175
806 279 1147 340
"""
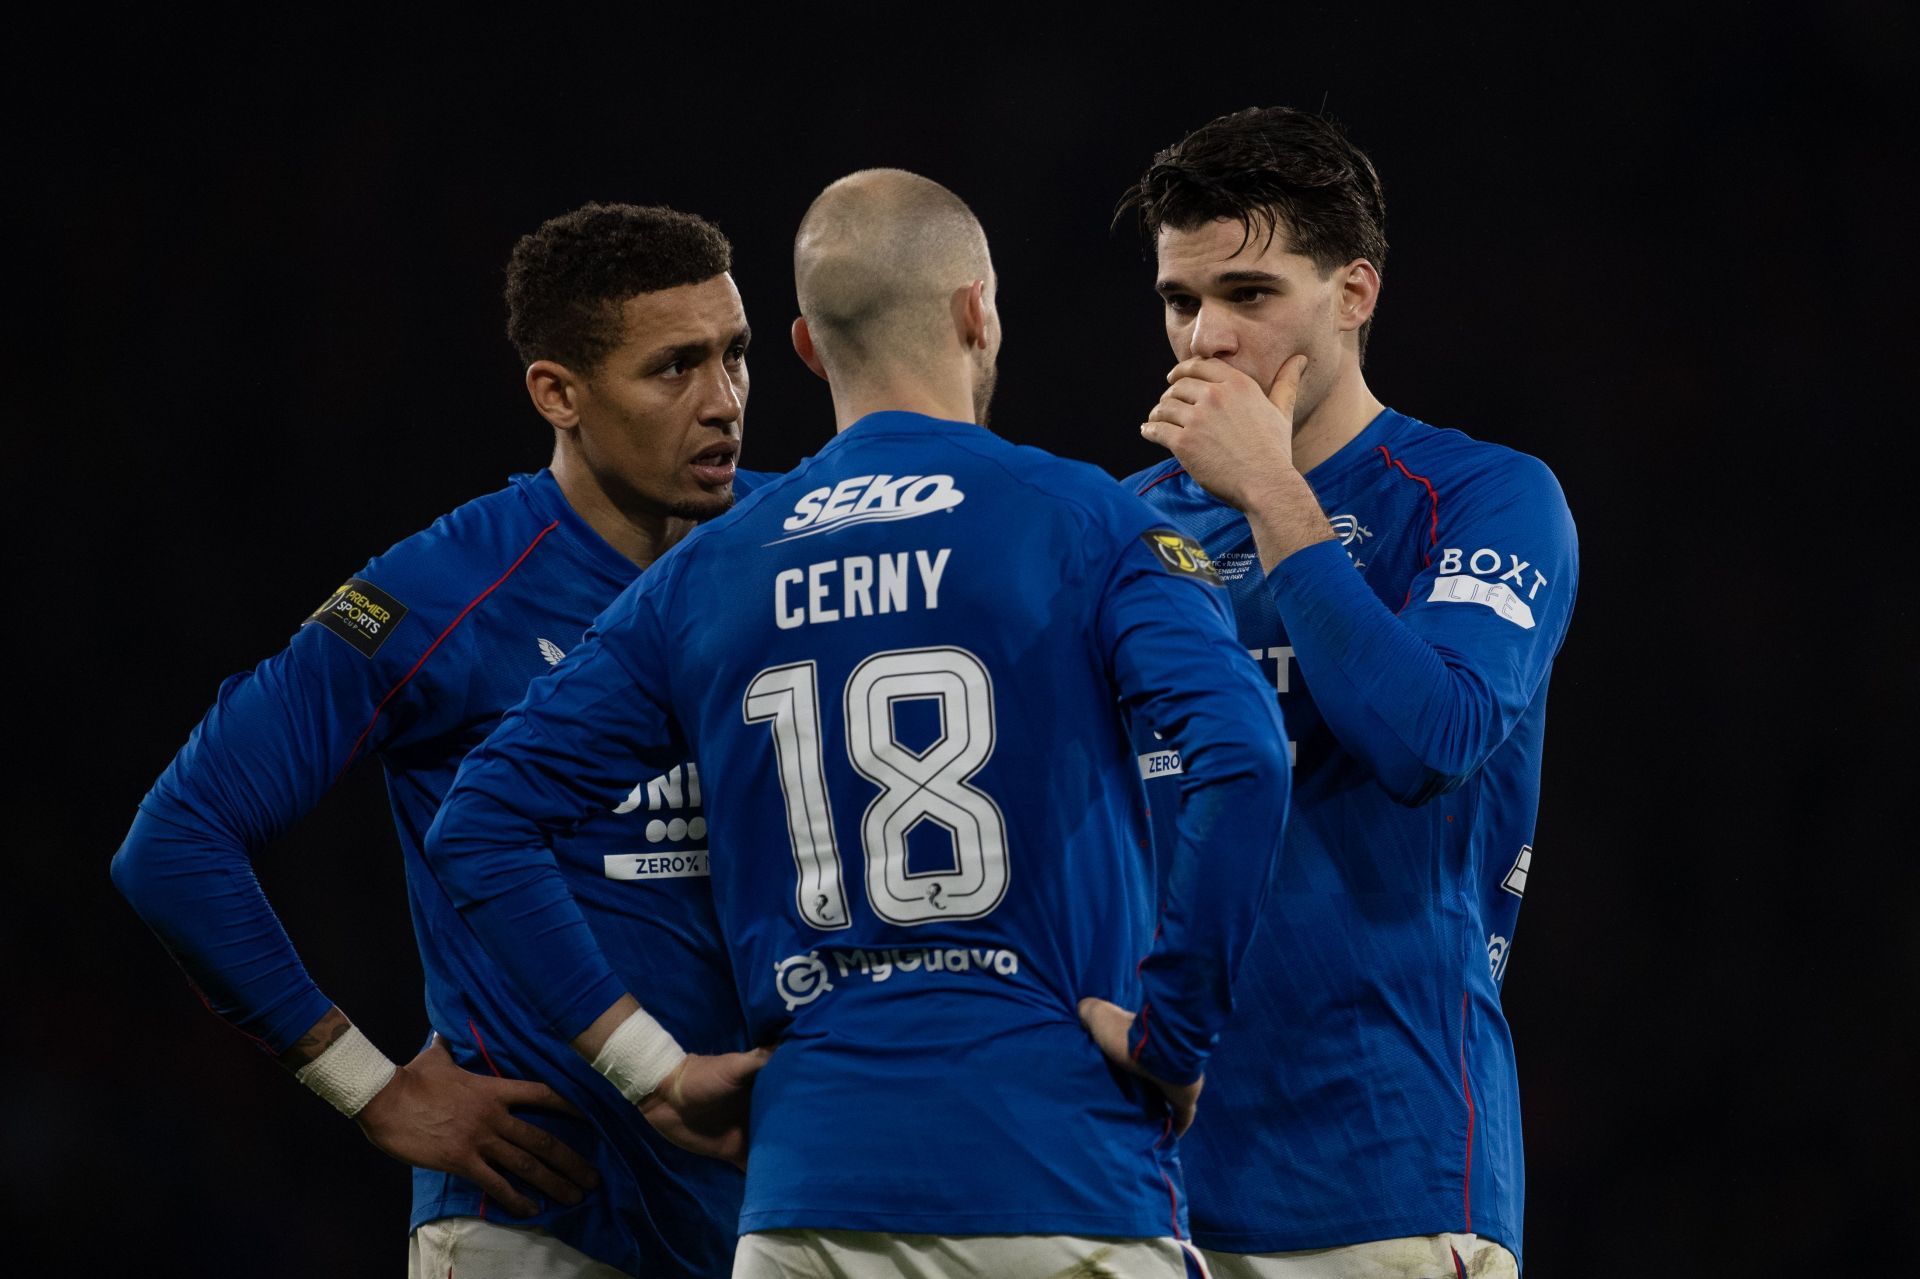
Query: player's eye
1163 294 1198 315
658 357 690 377
725 342 749 364
1231 287 1272 304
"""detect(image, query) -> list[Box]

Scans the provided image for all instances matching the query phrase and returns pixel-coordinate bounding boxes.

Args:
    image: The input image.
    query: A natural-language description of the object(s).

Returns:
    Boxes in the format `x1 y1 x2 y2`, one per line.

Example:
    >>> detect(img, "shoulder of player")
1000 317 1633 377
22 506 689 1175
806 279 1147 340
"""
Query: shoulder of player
301 476 564 665
1120 455 1187 498
1384 413 1570 514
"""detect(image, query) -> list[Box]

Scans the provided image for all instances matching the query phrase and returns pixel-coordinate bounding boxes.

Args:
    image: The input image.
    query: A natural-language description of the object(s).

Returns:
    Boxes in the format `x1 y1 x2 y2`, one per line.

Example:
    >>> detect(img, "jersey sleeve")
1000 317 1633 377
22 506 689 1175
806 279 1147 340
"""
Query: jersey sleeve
1267 451 1577 805
1094 519 1293 1086
108 575 436 1053
424 580 687 1042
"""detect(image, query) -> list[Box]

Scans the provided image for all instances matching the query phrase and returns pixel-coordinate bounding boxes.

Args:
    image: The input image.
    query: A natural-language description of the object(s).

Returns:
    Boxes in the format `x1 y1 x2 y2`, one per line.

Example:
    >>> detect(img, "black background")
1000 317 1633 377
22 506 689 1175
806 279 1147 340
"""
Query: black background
12 5 1916 1273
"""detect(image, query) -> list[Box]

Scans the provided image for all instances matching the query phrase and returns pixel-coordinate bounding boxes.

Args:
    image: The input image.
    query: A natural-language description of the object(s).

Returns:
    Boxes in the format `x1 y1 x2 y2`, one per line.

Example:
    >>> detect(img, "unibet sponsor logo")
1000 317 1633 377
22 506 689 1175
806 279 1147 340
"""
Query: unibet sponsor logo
307 578 408 658
771 474 964 543
1142 529 1223 586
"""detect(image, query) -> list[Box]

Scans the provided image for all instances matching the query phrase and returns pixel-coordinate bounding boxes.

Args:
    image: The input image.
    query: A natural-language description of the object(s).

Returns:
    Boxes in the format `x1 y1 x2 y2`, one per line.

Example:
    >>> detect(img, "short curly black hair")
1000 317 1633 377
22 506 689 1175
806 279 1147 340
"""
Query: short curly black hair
1116 107 1387 360
504 203 733 372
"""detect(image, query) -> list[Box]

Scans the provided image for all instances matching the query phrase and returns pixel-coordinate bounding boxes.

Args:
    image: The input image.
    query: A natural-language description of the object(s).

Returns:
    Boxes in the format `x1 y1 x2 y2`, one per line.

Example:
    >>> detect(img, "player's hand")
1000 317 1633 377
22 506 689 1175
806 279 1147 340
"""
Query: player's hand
1140 354 1309 512
638 1046 773 1170
1077 997 1204 1137
354 1036 599 1217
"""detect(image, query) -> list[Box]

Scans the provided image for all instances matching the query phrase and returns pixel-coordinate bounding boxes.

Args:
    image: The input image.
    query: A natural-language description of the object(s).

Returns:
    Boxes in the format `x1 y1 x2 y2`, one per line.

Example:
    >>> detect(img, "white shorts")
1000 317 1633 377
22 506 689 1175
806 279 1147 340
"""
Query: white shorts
735 1229 1207 1278
1202 1233 1517 1279
407 1216 633 1279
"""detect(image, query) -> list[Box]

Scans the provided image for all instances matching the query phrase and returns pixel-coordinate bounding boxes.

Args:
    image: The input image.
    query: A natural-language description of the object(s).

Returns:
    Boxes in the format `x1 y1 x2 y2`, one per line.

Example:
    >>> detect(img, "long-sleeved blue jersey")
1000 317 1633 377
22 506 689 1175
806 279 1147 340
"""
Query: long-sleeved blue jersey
1127 408 1576 1267
426 411 1292 1239
111 468 767 1277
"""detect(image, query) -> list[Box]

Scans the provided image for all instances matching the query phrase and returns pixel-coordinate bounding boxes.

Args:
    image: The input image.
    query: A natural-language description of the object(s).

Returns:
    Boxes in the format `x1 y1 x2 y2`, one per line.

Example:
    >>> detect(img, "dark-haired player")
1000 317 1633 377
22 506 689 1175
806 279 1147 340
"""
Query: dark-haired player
112 204 767 1278
422 169 1292 1279
1117 109 1578 1277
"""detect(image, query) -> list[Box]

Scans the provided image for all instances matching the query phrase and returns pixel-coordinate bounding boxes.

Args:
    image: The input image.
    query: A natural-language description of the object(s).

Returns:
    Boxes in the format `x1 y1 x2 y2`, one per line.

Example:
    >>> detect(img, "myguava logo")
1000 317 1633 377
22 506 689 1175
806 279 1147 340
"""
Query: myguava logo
770 474 964 544
773 952 835 1011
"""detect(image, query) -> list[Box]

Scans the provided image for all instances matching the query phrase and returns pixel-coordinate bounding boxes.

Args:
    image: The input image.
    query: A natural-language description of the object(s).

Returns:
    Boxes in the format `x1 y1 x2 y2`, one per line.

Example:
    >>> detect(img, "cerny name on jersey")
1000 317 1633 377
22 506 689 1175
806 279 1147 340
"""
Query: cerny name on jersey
774 549 951 629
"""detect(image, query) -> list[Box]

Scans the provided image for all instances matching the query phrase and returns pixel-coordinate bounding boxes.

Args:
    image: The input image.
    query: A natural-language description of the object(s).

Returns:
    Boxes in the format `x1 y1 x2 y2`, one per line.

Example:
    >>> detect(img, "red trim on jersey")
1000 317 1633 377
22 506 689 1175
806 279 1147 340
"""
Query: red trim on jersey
1129 919 1164 1061
1130 1005 1153 1061
467 1016 508 1221
335 520 562 779
1137 465 1189 496
1459 990 1476 1232
1152 1114 1187 1240
1452 1244 1468 1278
1377 445 1441 610
467 1018 505 1079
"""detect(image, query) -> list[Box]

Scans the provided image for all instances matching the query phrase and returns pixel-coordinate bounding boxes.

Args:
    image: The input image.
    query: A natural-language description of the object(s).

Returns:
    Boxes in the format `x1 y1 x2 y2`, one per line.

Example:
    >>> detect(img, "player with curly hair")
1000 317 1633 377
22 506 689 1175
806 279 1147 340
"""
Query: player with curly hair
112 203 768 1278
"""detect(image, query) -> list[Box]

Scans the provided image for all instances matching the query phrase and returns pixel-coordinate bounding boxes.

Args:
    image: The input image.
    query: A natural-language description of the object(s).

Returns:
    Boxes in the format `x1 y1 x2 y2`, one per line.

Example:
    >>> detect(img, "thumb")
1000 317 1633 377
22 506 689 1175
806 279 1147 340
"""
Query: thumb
1077 997 1135 1061
1267 353 1309 416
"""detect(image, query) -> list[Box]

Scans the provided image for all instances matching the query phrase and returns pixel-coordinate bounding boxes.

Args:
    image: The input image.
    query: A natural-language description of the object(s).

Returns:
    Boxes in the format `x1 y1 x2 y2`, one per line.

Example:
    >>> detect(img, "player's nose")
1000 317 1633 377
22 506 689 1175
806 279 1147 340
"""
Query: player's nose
1189 301 1238 360
698 362 745 428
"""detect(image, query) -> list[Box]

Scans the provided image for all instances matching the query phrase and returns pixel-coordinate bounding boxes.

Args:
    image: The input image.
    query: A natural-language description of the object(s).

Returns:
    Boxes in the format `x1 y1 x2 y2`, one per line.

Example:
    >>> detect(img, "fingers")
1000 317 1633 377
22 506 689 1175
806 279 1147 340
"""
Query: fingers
498 1115 600 1193
493 1077 584 1120
1266 353 1309 414
1165 357 1235 385
479 1135 588 1208
462 1159 540 1218
1169 1095 1198 1139
1077 997 1136 1065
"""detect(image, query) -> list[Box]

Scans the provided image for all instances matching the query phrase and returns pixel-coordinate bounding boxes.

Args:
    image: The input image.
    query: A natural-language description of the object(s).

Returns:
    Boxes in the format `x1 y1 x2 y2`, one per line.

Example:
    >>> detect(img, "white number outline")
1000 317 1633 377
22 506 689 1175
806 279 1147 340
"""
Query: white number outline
743 662 849 930
743 646 1010 930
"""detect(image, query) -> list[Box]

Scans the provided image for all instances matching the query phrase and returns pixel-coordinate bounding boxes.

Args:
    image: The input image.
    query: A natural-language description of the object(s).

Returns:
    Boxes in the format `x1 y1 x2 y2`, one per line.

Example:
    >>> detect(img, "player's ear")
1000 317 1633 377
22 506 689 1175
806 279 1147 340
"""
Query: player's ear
526 360 583 431
1337 259 1382 333
952 279 989 351
790 317 829 382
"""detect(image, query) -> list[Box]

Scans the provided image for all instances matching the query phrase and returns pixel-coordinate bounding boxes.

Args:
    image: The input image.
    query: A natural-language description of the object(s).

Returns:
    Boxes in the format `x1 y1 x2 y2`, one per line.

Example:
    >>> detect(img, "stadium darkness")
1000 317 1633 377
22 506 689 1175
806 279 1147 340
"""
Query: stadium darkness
14 6 1914 1274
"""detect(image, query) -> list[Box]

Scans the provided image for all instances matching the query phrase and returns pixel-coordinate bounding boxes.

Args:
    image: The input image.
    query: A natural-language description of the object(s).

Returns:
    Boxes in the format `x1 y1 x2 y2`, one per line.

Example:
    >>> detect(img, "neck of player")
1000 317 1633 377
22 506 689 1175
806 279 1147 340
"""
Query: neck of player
1291 360 1385 476
550 447 697 570
828 365 979 434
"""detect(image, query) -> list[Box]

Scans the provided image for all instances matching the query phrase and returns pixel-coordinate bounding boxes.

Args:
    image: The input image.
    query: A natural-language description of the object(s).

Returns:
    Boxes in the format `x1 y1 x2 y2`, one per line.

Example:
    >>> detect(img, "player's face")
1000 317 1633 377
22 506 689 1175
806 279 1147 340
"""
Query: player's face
1155 217 1343 423
574 273 751 522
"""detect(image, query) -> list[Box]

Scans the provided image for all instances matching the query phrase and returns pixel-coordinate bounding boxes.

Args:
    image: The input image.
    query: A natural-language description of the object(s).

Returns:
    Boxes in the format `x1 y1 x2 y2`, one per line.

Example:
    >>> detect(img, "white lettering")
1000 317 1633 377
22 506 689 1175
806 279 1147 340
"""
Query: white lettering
1469 548 1502 576
807 561 839 623
1530 570 1548 600
915 548 950 609
877 553 909 613
819 476 869 523
775 568 804 629
1426 574 1537 629
843 556 875 617
1439 547 1463 574
782 487 831 532
1499 554 1531 585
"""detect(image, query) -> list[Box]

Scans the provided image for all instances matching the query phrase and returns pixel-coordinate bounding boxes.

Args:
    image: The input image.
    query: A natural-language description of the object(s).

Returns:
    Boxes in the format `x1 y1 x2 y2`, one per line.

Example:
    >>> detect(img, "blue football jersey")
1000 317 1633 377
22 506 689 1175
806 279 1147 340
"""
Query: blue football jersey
427 411 1293 1239
1126 408 1577 1266
112 468 775 1277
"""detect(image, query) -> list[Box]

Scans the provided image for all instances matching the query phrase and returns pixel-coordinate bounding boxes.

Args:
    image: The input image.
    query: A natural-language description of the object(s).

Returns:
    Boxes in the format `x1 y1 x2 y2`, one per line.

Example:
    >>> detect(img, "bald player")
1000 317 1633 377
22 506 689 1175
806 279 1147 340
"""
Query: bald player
421 169 1293 1278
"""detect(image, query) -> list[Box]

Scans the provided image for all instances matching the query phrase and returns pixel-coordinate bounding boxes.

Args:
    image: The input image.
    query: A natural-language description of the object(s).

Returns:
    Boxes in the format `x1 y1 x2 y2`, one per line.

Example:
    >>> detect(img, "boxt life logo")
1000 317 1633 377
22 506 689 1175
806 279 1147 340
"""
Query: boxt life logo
770 474 965 544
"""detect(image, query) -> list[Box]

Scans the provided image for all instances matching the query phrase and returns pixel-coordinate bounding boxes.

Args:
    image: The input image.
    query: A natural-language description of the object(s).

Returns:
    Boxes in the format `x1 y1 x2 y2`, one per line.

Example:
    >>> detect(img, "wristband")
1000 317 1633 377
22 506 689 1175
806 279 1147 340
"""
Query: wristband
294 1025 399 1117
590 1007 686 1104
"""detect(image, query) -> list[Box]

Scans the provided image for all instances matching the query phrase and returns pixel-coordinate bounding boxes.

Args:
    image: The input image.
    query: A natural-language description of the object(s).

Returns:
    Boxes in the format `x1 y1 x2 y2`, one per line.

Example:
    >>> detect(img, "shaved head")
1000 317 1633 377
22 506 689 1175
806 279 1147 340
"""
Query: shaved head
794 169 995 385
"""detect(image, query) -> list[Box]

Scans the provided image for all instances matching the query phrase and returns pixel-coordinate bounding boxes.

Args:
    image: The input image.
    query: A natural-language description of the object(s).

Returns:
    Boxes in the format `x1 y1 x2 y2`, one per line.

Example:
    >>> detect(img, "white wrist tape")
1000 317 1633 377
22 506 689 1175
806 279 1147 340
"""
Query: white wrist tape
590 1007 687 1104
294 1025 398 1117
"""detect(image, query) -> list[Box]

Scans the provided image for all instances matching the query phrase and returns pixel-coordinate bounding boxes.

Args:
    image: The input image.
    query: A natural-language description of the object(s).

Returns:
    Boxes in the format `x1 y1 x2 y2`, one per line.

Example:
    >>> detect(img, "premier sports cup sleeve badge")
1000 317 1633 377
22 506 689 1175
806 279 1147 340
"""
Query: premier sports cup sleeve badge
307 577 409 657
